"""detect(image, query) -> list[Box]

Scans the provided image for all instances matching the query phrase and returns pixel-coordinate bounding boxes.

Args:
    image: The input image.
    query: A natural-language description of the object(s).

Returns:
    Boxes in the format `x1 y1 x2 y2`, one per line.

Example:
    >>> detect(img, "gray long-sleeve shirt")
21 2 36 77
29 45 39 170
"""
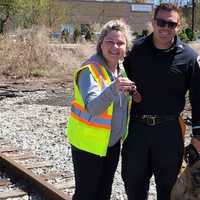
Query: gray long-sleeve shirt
78 54 129 146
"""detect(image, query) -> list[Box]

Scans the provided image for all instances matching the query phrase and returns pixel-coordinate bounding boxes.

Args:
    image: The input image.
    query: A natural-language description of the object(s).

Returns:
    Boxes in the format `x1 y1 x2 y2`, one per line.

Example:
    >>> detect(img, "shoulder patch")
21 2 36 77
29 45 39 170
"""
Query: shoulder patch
197 56 200 68
178 44 184 49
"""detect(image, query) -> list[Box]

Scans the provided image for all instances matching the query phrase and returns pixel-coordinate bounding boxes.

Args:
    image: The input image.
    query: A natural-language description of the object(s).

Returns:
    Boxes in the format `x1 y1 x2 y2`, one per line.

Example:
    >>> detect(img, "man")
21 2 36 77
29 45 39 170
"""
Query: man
122 3 200 200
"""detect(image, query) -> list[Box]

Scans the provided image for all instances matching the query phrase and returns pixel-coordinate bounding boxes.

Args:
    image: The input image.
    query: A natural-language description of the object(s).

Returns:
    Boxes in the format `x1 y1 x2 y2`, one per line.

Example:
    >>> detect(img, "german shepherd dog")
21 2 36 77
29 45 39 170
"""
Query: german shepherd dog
171 144 200 200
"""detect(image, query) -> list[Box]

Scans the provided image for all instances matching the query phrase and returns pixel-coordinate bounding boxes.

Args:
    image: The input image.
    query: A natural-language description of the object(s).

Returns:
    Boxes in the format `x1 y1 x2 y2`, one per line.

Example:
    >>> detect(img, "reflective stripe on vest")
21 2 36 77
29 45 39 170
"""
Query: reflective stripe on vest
71 102 112 129
88 63 113 115
88 63 110 88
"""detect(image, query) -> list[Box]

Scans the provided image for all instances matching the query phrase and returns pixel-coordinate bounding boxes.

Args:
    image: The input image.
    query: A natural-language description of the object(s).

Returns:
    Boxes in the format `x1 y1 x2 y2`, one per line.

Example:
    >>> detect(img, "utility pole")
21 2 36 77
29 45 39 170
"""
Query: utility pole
192 0 196 34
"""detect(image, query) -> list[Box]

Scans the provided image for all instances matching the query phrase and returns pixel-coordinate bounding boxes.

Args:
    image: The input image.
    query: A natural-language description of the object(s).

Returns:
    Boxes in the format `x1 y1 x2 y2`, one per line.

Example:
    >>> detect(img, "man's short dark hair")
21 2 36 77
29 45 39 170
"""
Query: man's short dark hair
154 3 182 19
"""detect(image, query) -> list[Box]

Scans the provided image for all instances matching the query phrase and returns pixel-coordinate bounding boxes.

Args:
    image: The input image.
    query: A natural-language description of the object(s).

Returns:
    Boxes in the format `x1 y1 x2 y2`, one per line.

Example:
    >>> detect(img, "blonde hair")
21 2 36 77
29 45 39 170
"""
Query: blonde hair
96 19 132 56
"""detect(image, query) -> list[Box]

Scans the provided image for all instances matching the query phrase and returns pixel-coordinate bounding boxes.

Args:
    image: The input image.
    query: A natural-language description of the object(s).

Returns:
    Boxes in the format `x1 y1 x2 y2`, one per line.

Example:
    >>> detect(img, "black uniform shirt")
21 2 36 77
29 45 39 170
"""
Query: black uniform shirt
124 33 200 136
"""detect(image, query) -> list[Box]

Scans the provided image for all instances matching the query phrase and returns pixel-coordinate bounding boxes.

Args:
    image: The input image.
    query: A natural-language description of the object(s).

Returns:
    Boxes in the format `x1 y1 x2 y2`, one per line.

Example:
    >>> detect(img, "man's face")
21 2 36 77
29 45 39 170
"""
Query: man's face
152 9 180 49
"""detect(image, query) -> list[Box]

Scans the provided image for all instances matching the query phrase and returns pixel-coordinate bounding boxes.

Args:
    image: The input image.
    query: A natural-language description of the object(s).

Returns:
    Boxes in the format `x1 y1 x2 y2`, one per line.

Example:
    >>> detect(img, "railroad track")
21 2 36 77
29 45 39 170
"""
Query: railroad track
0 137 73 200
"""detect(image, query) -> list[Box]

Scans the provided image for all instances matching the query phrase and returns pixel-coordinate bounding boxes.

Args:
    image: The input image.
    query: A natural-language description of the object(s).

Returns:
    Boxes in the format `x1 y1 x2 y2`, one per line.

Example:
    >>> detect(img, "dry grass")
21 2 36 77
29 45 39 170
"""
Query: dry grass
0 27 95 81
0 27 199 82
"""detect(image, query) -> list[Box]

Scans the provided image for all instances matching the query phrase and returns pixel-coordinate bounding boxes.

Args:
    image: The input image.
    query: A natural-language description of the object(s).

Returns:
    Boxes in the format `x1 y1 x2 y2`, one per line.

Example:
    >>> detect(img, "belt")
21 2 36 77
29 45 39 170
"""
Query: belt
132 114 178 126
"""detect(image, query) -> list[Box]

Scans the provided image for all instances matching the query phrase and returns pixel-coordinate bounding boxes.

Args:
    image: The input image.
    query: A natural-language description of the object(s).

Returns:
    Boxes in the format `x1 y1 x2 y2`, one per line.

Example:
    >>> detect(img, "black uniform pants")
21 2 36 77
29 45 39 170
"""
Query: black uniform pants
121 119 184 200
71 141 120 200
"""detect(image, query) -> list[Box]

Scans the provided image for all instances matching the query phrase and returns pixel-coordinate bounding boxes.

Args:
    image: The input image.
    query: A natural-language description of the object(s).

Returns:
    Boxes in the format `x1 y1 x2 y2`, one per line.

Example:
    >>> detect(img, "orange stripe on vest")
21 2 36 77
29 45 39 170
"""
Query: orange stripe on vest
90 64 100 80
71 101 112 120
71 112 111 129
98 64 110 84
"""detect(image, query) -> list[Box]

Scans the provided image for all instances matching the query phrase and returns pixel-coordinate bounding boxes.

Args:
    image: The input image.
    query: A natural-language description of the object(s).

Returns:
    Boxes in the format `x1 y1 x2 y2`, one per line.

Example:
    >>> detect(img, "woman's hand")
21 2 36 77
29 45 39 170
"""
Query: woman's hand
115 77 142 103
115 77 134 93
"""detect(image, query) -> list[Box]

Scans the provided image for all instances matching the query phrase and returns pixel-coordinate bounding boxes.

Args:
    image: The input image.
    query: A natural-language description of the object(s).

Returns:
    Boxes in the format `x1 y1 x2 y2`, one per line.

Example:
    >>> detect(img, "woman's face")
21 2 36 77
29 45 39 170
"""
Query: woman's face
100 30 127 69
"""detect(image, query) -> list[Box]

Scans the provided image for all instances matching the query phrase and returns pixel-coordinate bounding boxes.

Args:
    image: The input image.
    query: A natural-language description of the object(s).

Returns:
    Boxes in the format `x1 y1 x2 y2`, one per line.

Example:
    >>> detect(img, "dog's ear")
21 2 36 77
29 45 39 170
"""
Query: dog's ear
185 144 200 166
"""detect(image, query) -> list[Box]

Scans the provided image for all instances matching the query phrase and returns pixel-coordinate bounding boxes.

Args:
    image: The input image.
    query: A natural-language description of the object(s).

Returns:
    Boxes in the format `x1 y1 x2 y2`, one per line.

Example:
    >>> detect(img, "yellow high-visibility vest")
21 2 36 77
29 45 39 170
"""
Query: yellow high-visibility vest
67 62 115 156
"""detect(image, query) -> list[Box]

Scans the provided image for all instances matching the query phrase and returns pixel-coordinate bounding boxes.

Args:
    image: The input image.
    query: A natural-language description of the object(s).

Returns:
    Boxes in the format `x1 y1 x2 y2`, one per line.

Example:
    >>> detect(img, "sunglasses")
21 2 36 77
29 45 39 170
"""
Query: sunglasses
155 18 178 29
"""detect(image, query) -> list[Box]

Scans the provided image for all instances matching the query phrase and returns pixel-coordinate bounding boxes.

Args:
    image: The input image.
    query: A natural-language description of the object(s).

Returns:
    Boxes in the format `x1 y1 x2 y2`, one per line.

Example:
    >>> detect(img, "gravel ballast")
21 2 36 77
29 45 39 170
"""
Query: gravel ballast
0 81 191 200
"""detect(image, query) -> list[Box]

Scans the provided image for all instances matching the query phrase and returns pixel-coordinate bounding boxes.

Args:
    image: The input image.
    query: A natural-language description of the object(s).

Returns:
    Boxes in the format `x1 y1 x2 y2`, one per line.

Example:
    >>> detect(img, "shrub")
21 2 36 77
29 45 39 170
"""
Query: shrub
178 28 197 42
85 30 92 41
73 28 81 43
185 28 196 41
178 30 190 42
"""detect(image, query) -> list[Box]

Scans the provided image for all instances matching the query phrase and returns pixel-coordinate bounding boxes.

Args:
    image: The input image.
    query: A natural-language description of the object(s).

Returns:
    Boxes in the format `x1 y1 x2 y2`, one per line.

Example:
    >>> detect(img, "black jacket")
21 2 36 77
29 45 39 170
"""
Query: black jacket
124 33 200 136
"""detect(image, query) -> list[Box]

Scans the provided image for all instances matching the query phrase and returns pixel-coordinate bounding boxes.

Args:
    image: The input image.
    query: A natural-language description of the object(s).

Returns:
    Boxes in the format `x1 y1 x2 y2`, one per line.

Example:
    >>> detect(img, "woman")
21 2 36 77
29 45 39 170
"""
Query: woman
67 19 140 200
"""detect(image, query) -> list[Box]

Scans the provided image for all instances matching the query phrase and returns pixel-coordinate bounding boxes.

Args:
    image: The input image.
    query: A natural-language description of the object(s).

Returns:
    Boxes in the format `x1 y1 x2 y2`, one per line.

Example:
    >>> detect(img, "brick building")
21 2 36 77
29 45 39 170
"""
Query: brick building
62 0 154 33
